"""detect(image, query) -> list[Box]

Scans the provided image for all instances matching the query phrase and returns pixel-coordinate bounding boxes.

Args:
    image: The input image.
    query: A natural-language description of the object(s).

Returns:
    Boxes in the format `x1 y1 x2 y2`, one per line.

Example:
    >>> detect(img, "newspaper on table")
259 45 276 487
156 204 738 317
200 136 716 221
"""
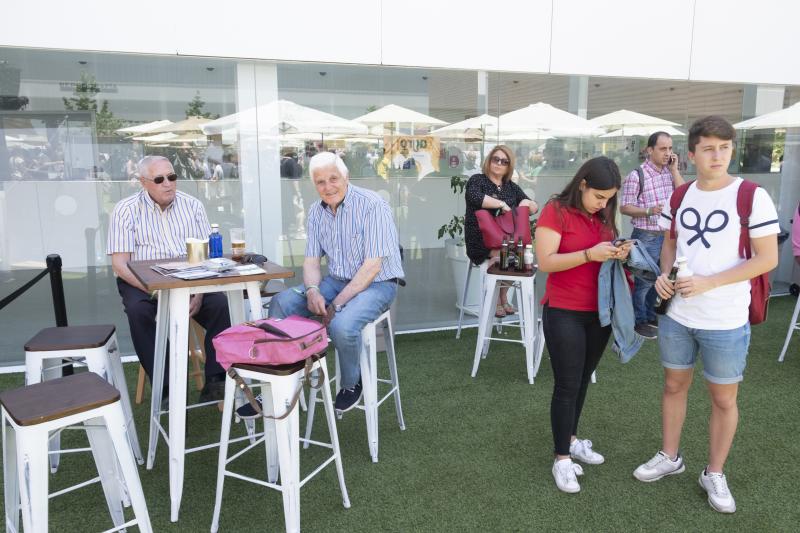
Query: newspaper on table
151 260 265 280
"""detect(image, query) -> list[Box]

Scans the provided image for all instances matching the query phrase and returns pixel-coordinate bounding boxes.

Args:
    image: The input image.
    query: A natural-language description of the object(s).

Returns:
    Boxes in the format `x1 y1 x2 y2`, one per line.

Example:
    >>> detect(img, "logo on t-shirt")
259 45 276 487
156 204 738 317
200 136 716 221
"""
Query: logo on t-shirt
680 208 729 248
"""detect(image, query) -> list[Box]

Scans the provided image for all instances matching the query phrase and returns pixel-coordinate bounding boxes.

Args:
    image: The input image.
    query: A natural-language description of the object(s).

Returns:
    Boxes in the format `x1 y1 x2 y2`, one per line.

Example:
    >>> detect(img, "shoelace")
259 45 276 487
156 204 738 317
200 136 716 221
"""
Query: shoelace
708 473 730 496
556 461 584 483
646 452 671 468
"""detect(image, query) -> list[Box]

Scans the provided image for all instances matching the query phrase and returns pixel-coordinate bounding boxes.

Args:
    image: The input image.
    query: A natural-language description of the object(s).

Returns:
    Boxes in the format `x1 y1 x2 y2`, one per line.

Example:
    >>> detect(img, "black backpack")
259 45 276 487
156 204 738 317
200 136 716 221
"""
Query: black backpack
635 166 645 199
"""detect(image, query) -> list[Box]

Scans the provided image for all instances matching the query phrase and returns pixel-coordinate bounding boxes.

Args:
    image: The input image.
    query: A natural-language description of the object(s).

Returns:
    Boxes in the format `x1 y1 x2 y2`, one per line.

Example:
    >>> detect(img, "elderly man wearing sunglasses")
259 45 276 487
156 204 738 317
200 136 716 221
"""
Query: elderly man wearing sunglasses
107 155 231 402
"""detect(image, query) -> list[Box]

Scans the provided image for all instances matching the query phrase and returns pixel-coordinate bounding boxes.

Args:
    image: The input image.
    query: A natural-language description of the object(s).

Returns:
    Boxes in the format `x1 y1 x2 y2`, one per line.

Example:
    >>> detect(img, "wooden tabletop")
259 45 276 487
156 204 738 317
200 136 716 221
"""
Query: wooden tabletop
128 258 295 291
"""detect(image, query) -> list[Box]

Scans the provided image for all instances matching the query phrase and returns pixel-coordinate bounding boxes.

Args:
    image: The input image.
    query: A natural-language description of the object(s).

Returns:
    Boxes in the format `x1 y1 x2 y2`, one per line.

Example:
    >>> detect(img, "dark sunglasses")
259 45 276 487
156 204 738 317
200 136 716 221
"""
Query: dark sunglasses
491 155 510 166
143 173 178 184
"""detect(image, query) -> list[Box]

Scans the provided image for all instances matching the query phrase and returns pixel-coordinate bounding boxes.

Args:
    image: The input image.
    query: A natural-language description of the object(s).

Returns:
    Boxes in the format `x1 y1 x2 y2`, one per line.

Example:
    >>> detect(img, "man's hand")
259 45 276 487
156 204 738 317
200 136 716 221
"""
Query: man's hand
306 288 327 316
675 274 716 298
649 205 664 217
668 153 679 173
189 294 203 317
654 273 675 299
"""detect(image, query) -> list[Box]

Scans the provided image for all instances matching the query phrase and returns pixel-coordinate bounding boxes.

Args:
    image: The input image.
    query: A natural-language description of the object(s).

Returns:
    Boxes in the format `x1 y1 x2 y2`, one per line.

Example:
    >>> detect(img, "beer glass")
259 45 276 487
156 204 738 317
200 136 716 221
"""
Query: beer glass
230 227 246 261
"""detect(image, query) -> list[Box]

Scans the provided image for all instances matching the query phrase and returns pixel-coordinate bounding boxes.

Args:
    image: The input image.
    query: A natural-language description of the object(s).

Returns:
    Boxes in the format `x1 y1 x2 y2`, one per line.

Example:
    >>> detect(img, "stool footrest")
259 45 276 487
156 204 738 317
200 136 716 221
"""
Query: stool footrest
48 476 101 499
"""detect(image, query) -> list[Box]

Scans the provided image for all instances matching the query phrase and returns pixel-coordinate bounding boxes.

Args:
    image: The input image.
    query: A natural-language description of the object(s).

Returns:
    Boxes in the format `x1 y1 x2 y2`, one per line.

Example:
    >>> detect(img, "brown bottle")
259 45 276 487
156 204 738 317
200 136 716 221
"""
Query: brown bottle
500 237 509 270
654 257 688 315
516 238 524 271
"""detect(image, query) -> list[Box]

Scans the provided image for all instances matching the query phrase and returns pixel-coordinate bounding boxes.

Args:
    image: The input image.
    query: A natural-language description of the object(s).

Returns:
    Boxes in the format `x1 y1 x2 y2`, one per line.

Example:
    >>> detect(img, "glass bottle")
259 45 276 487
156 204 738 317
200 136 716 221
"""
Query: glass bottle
654 256 689 315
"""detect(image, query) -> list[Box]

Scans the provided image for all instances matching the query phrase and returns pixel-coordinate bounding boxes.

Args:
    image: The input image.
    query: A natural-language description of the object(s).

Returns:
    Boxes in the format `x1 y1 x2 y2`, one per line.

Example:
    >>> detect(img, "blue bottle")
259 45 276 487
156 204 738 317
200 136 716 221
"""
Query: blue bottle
209 224 223 258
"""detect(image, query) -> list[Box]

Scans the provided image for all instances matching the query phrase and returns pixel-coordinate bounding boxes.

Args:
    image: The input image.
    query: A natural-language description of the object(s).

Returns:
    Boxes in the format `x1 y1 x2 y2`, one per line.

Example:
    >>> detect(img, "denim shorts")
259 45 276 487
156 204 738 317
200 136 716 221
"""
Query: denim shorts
657 314 751 384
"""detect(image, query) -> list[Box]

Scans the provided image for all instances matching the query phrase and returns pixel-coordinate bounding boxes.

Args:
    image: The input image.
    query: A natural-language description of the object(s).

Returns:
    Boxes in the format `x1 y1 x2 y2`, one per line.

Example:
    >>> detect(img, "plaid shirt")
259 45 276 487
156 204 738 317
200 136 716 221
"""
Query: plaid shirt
621 159 675 231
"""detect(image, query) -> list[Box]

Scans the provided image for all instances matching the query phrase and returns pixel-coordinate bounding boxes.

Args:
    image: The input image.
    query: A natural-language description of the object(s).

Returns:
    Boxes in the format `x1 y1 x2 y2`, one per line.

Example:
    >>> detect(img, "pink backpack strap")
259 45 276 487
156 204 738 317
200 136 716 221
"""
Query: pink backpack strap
669 180 694 240
736 180 759 259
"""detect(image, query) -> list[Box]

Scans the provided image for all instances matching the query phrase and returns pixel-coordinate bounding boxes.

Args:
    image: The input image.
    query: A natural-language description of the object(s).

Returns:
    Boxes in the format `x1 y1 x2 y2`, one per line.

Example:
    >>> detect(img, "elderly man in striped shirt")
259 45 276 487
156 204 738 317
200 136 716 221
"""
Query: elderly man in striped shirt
239 152 404 416
620 132 685 339
107 155 231 402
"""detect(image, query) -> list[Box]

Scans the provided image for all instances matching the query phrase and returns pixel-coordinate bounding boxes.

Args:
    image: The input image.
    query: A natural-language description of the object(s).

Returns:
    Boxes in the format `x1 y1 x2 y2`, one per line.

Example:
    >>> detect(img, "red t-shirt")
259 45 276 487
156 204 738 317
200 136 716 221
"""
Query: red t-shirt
537 201 615 311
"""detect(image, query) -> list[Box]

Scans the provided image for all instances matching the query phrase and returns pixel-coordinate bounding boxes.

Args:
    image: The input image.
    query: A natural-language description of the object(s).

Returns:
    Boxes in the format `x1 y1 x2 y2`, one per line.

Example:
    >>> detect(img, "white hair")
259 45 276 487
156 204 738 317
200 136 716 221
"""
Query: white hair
308 151 349 180
137 155 171 178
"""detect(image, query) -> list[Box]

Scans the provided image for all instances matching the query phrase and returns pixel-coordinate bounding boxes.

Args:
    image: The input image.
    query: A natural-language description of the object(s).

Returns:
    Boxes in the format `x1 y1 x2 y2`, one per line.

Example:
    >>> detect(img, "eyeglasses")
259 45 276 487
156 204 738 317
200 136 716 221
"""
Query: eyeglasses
142 173 178 184
491 156 510 166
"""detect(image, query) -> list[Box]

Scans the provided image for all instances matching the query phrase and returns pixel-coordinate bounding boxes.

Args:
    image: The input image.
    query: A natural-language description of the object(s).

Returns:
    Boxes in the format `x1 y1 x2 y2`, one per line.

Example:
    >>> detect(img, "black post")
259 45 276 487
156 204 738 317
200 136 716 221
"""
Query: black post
46 254 68 327
46 254 72 375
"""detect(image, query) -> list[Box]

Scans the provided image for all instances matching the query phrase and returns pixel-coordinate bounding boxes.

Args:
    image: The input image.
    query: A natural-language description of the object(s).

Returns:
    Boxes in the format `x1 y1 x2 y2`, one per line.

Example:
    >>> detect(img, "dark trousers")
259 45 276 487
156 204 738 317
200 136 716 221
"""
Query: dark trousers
116 278 230 384
542 305 611 456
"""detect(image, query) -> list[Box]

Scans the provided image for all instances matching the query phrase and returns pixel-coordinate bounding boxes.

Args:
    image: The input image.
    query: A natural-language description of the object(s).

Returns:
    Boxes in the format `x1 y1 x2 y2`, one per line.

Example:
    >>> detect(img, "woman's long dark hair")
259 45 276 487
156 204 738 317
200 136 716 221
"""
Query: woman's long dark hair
552 156 622 235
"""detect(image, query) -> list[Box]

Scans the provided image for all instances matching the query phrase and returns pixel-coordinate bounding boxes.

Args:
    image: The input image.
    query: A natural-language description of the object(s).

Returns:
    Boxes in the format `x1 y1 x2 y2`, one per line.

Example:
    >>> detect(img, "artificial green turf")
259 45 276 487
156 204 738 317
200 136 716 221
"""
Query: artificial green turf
1 296 799 532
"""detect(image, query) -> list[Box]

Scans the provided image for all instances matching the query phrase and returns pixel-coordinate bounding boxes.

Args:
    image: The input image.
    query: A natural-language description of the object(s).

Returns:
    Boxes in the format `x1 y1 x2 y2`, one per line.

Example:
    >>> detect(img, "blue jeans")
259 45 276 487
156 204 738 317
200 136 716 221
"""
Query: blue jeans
269 276 398 389
658 314 751 384
631 228 664 325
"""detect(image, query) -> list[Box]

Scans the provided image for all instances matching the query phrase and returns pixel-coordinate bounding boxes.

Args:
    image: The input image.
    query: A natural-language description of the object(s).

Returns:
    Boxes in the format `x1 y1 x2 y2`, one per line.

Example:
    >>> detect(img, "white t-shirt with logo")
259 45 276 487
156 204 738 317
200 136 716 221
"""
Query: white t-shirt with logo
658 177 779 330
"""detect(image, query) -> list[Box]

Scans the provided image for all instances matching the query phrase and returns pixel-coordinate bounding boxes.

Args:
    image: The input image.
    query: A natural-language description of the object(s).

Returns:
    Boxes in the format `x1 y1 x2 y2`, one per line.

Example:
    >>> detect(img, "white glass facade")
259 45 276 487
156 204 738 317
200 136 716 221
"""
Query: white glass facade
1 47 799 365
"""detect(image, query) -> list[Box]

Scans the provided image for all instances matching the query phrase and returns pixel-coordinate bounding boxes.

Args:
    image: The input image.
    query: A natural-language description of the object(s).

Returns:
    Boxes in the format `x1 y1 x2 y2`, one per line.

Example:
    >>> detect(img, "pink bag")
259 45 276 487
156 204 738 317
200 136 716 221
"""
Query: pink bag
212 316 328 370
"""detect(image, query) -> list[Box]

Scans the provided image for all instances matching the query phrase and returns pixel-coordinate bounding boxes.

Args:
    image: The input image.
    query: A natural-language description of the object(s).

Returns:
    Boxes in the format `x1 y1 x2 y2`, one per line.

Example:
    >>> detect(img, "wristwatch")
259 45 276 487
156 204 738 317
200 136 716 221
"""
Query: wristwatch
334 303 344 312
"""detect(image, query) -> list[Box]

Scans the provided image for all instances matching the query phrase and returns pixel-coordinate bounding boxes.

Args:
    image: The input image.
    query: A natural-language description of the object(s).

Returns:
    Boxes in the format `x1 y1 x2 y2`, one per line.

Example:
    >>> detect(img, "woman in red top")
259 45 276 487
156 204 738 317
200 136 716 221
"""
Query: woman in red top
535 156 630 494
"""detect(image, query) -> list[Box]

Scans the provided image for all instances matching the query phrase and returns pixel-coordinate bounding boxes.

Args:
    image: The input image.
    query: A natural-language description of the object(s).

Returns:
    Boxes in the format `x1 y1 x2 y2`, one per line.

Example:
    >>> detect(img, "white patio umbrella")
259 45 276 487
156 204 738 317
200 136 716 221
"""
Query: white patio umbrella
733 102 800 130
498 103 602 137
429 114 498 139
201 100 368 137
147 116 213 134
130 132 178 142
589 109 679 135
600 125 686 138
115 120 173 135
354 104 446 135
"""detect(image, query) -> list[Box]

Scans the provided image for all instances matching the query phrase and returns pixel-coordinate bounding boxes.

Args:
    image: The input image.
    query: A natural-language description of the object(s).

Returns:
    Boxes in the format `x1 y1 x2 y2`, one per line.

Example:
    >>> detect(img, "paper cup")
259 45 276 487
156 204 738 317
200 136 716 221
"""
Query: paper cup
186 238 209 264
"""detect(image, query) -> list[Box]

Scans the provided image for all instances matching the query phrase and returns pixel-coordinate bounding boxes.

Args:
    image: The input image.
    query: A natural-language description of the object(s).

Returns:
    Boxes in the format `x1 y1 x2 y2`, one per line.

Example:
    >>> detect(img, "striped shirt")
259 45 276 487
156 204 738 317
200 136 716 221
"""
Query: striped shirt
306 184 404 282
621 160 676 231
107 189 212 261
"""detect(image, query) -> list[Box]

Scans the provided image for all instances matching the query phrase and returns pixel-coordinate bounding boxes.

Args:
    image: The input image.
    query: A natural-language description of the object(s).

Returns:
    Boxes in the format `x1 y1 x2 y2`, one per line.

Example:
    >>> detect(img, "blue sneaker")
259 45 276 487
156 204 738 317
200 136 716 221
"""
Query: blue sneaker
335 379 362 412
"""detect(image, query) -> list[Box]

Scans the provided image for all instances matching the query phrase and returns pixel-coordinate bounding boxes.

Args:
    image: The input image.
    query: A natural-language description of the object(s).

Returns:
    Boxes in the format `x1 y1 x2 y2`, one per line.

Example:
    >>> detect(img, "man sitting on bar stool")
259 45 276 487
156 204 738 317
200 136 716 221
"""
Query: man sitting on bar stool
238 151 404 415
107 155 231 403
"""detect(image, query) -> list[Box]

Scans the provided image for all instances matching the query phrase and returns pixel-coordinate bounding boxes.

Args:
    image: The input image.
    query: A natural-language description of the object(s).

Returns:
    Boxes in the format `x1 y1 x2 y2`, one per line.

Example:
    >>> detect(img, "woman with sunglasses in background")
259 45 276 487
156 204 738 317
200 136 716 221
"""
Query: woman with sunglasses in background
535 156 630 493
464 145 538 317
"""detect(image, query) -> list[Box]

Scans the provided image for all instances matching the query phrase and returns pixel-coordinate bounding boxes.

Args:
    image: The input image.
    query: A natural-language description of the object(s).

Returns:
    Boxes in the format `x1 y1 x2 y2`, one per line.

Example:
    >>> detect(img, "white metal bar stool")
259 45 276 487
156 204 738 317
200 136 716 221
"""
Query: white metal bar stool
304 309 406 463
778 295 800 362
456 261 490 339
211 355 350 533
23 324 143 473
472 265 542 384
1 372 152 533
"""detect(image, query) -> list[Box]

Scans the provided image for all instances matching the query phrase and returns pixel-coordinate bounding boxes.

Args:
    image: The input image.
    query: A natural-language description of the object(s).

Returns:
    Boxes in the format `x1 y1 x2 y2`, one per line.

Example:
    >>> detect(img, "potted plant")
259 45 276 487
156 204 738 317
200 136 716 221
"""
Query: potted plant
436 175 482 316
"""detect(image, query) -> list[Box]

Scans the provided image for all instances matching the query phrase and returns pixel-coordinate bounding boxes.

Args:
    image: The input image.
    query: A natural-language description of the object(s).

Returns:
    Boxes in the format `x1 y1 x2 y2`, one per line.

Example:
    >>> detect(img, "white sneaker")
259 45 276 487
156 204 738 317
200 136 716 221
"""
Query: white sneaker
552 458 584 493
570 438 605 465
633 451 685 482
699 469 736 513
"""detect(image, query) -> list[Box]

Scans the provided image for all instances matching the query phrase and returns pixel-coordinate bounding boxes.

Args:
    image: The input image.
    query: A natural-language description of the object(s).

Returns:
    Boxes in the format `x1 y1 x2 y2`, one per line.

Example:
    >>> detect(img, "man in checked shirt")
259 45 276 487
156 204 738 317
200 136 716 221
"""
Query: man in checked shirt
620 132 685 339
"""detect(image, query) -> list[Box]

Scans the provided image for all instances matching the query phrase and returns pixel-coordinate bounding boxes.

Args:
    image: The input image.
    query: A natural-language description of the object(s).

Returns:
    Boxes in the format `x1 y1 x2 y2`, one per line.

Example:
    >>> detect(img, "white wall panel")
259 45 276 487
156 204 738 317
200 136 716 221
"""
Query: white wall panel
550 0 694 80
0 0 182 55
0 0 381 65
380 0 552 72
177 0 381 65
690 0 800 85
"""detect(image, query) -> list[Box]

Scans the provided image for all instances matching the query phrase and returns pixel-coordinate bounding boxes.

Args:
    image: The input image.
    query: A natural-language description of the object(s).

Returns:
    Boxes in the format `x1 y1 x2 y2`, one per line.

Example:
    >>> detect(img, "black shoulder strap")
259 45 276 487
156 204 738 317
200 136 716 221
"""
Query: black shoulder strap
636 166 645 199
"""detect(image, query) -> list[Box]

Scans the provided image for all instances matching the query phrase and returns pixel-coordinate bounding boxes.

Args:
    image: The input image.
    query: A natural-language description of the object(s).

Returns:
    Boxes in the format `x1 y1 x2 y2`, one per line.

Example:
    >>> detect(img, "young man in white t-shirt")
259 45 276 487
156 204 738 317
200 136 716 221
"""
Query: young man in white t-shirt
632 116 779 513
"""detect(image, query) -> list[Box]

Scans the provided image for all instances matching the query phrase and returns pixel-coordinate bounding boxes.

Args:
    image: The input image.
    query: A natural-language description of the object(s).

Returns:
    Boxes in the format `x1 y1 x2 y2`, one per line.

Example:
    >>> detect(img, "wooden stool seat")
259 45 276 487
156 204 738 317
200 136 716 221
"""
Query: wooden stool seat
0 372 120 427
232 354 325 376
24 324 116 352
